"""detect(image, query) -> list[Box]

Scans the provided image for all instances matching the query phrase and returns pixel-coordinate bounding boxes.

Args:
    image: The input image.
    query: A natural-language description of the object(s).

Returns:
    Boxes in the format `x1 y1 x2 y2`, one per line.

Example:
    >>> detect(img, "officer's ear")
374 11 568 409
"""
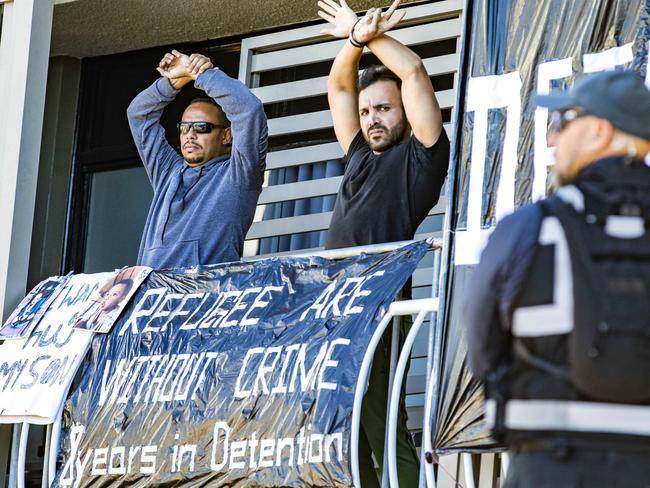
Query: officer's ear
592 118 615 151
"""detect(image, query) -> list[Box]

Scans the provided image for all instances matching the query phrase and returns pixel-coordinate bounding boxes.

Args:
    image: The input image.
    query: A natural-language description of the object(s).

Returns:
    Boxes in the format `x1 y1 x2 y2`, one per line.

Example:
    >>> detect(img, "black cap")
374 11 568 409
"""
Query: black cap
535 70 650 141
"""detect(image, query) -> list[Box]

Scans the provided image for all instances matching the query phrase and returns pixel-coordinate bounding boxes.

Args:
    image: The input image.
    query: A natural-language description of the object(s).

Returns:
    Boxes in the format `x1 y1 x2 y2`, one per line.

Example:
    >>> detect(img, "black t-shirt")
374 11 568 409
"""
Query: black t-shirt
325 130 450 249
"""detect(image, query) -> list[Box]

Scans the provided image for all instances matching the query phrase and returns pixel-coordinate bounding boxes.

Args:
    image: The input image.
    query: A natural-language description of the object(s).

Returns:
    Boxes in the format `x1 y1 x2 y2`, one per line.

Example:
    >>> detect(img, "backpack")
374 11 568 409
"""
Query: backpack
538 196 650 403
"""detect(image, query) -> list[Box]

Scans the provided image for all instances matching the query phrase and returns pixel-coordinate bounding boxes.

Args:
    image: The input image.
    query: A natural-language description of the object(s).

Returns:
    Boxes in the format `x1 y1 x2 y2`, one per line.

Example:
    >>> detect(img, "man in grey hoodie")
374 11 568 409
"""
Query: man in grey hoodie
127 50 267 269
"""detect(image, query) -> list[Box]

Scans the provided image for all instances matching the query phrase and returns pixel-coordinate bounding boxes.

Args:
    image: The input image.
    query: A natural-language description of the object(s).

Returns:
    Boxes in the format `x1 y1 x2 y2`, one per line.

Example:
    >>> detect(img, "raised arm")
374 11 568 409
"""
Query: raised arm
318 0 363 153
326 43 363 154
319 0 409 153
194 68 268 174
127 80 181 189
126 51 201 189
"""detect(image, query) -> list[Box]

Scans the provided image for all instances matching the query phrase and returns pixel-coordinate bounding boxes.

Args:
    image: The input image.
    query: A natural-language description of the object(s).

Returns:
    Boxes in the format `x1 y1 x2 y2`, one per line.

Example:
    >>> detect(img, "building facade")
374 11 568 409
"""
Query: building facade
0 0 461 484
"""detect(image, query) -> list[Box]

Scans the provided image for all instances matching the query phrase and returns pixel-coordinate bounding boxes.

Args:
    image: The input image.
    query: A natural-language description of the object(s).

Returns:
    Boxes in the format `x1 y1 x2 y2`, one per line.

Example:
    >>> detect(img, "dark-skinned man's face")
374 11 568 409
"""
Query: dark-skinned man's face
180 102 232 166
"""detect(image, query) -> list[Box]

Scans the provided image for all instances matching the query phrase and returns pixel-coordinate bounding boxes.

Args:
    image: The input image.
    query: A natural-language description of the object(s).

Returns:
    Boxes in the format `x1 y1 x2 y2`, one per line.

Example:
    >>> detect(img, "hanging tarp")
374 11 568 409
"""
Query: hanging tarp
435 0 650 451
52 241 427 487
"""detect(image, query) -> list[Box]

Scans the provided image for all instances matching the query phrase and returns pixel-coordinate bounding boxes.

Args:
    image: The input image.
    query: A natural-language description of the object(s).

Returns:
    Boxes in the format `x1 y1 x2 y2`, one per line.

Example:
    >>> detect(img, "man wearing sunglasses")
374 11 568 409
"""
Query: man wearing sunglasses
465 70 650 486
127 50 267 269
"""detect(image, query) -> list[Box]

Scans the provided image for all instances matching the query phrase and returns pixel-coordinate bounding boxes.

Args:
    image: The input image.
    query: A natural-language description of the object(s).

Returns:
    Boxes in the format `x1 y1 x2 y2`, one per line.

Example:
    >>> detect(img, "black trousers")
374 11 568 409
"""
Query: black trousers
504 447 650 488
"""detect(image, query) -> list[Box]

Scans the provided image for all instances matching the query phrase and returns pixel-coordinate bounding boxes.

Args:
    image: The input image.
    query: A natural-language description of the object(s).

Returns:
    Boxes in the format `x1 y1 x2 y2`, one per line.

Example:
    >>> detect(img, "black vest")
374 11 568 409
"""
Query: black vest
489 157 650 448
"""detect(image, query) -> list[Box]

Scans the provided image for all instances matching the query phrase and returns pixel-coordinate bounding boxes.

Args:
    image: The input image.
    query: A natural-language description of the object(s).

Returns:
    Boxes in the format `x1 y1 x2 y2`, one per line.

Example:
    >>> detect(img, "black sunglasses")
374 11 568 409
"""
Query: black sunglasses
549 109 592 134
177 121 229 135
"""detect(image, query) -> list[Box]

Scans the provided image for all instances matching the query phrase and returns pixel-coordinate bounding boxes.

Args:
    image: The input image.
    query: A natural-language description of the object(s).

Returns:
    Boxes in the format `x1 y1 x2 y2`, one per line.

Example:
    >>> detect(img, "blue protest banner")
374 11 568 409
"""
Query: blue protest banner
54 241 428 487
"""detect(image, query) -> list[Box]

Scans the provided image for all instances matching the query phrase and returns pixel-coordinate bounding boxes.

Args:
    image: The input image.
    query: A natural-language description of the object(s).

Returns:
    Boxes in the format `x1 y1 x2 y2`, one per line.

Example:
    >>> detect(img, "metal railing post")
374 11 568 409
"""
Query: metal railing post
422 368 438 487
423 247 452 486
501 452 510 479
42 424 52 488
386 299 439 488
419 249 442 487
0 424 10 488
12 423 29 488
351 312 396 487
381 314 402 488
8 424 21 488
462 453 476 488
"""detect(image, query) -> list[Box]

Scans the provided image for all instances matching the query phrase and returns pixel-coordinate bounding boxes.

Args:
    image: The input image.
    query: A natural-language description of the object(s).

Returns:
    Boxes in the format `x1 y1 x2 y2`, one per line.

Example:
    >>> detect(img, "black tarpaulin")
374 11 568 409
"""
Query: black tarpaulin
434 0 649 452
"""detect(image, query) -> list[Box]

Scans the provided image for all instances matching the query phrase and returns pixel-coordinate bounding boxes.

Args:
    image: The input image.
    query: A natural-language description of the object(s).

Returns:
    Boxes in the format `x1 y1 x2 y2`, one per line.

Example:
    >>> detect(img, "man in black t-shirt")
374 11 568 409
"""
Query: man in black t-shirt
320 0 449 249
318 0 450 486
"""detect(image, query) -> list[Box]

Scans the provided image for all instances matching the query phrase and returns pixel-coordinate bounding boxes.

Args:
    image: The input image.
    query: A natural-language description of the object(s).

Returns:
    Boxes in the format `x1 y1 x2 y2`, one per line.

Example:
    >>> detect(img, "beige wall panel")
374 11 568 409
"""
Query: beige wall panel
51 0 433 57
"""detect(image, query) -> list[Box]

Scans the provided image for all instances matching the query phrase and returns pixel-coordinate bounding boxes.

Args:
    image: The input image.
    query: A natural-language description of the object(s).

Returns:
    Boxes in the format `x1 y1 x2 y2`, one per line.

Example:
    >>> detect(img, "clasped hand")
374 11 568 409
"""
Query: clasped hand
157 50 213 88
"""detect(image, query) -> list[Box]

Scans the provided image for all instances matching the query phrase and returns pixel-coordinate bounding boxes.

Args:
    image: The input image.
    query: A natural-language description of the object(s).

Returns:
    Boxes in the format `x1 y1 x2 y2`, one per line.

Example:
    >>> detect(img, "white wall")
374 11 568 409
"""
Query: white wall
0 0 54 320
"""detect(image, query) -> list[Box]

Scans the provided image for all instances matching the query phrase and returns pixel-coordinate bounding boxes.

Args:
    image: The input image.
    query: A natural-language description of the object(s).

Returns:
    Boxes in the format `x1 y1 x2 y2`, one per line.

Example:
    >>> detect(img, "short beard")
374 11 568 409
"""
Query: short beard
183 154 205 165
182 145 205 165
365 119 408 153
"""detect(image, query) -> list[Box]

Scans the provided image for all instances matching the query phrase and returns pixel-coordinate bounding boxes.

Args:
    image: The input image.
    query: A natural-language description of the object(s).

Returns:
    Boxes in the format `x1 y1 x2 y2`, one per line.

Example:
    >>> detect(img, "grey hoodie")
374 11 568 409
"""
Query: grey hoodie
127 69 267 269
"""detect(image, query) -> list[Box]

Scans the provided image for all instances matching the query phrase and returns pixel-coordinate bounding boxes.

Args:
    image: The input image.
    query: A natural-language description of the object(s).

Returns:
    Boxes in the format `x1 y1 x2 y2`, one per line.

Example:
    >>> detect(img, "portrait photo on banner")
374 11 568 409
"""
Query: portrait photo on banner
72 266 150 333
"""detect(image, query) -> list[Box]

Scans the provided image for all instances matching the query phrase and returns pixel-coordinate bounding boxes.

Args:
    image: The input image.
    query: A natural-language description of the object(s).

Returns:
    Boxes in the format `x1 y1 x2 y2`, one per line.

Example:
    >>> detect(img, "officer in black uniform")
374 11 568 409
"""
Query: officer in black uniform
465 70 650 487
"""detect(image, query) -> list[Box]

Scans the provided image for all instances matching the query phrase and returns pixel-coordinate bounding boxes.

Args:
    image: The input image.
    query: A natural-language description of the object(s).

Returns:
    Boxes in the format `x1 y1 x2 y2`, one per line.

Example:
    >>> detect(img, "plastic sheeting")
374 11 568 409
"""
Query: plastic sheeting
435 0 649 452
52 241 428 487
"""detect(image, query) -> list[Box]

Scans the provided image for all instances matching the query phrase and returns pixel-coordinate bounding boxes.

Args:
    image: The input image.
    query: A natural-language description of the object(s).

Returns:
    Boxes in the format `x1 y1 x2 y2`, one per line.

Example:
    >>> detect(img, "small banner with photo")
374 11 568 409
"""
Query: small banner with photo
0 267 150 423
0 275 69 340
